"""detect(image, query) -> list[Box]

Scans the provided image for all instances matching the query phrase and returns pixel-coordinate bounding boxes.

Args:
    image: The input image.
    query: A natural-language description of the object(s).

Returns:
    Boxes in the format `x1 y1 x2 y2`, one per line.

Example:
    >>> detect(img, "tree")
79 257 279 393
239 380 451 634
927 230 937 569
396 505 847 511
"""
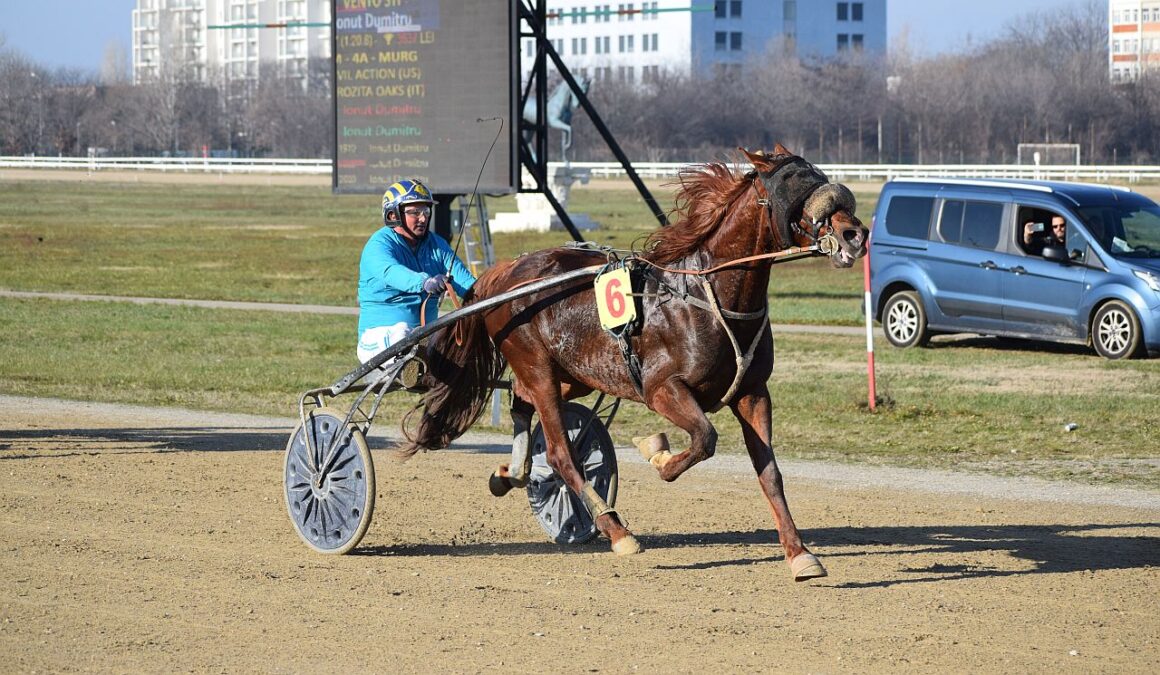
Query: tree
243 59 332 158
0 50 44 154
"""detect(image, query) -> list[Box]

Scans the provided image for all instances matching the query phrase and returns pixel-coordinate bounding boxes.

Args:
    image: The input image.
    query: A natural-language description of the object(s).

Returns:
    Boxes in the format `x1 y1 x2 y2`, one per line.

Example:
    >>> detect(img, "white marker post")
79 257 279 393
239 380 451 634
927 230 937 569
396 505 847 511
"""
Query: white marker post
863 234 877 411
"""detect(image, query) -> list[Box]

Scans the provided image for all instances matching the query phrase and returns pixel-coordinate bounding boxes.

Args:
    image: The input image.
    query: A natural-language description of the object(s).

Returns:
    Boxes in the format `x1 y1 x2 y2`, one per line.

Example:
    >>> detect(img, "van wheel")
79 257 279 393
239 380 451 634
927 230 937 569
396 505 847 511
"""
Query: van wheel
1092 300 1142 360
883 290 929 348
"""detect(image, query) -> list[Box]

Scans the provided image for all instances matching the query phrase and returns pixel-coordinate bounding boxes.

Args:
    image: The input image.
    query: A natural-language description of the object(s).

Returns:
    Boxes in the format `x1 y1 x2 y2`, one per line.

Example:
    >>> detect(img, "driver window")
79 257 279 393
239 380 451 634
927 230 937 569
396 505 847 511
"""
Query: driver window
1017 207 1066 257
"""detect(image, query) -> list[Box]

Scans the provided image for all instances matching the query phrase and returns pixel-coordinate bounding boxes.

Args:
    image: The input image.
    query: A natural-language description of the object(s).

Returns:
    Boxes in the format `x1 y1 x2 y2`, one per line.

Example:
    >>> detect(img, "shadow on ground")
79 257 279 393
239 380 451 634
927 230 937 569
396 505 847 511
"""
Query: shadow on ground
0 426 509 457
350 522 1160 589
656 522 1160 587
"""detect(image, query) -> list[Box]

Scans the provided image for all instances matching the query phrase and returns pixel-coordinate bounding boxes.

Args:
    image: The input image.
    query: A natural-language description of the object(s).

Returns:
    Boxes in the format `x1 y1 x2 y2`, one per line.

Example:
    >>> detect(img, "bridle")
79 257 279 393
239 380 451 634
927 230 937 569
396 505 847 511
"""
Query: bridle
751 154 838 254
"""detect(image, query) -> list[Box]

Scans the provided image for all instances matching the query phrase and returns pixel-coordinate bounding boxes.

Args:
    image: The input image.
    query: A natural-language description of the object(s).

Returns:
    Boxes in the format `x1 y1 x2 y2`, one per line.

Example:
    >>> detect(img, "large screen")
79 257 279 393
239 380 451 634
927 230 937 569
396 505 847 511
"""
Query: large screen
332 0 517 194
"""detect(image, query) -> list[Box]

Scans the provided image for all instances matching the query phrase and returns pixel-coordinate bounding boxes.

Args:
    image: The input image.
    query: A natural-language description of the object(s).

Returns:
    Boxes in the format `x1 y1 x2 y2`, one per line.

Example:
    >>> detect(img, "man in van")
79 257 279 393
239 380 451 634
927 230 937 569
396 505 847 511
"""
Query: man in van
1022 215 1066 255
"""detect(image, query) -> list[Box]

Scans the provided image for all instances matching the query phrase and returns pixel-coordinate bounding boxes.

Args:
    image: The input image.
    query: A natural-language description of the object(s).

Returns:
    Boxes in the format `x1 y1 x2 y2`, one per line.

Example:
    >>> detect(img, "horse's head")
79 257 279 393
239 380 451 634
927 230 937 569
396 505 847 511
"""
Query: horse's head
742 144 868 268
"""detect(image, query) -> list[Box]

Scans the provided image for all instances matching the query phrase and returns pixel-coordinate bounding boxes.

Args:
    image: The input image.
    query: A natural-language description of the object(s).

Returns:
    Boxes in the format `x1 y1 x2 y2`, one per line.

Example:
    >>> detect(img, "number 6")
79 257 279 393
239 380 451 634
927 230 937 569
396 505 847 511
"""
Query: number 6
605 278 625 317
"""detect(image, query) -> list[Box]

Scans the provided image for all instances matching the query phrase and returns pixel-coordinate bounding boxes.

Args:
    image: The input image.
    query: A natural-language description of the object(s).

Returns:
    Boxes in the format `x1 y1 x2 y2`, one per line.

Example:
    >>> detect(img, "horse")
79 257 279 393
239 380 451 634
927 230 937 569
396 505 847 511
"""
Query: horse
403 145 867 581
522 76 590 159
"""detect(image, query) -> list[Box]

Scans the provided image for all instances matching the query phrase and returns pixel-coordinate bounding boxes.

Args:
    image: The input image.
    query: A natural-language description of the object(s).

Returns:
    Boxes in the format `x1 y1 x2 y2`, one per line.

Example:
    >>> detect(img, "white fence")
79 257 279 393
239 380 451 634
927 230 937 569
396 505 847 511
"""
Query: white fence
0 156 330 174
570 161 1160 184
3 155 1160 183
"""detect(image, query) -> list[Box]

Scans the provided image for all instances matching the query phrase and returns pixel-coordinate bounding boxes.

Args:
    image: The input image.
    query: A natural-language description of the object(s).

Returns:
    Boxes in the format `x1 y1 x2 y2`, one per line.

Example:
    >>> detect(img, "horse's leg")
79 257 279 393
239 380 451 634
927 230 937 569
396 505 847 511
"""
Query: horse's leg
636 380 718 482
731 387 827 581
488 394 536 497
524 378 641 555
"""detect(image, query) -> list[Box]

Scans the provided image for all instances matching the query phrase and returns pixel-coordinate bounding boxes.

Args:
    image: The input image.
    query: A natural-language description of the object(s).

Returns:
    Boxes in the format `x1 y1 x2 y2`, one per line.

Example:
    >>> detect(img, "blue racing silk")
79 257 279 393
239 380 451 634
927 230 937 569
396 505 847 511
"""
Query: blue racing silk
357 227 477 335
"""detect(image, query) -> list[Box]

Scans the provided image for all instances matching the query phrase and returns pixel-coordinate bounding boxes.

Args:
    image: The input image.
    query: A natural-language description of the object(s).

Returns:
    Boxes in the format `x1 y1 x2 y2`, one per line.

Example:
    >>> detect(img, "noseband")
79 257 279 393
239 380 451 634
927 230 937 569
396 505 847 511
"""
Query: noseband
751 155 836 252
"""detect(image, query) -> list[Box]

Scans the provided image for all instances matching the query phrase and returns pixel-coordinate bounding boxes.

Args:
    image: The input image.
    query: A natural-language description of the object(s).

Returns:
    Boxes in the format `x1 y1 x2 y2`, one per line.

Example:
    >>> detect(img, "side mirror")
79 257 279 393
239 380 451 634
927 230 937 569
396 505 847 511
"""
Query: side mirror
1042 245 1069 263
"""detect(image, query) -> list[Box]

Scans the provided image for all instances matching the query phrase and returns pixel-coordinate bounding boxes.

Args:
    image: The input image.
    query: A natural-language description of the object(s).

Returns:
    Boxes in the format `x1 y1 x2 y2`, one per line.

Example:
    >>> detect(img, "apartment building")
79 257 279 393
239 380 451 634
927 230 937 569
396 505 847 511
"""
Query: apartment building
132 0 331 86
131 1 886 90
1109 0 1160 81
523 1 886 85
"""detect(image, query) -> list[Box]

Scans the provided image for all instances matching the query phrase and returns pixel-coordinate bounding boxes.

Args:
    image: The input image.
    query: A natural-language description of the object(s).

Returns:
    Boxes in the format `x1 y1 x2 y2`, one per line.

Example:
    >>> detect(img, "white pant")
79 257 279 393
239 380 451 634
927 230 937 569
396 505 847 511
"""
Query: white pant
357 322 412 365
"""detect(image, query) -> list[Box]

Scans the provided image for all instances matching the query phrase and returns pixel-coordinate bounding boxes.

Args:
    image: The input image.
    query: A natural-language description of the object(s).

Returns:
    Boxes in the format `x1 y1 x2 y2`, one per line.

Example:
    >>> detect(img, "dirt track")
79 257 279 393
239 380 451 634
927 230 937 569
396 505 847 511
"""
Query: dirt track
2 395 1158 673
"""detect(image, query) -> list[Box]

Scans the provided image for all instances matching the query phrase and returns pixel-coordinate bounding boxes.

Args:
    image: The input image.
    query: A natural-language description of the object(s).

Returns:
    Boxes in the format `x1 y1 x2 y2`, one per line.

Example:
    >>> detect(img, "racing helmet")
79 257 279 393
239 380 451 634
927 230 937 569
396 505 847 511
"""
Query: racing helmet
382 179 434 225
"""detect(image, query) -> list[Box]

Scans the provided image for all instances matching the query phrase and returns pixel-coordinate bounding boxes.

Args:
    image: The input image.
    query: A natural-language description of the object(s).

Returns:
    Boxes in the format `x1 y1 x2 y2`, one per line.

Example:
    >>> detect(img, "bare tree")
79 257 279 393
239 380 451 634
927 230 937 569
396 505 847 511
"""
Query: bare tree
242 59 332 158
133 63 188 155
43 69 97 155
0 50 45 154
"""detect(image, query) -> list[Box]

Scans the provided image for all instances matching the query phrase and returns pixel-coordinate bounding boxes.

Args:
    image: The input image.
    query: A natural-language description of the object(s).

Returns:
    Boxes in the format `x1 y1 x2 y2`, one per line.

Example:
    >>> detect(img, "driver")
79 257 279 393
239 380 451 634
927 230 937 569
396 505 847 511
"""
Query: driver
357 178 476 365
1023 214 1066 255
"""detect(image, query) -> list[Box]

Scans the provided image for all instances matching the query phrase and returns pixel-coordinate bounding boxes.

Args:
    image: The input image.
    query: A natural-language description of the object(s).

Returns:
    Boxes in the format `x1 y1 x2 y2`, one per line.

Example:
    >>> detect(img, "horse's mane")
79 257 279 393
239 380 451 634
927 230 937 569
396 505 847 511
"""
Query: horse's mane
644 161 756 265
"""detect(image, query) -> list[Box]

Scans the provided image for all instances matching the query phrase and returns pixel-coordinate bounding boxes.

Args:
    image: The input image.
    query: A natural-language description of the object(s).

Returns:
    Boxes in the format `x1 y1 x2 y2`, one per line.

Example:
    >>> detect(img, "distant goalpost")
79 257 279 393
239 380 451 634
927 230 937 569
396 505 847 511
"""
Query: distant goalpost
1017 143 1081 165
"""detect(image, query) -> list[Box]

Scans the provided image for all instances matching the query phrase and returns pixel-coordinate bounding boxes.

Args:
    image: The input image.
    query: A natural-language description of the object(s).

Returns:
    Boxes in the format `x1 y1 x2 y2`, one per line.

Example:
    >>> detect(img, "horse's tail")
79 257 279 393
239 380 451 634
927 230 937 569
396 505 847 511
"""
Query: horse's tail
397 261 516 459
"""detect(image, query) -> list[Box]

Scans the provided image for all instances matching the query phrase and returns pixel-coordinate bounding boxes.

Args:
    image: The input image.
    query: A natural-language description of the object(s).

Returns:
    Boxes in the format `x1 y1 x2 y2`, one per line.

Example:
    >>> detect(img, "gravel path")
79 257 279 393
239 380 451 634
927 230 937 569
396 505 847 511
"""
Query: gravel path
8 394 1155 512
4 393 1158 673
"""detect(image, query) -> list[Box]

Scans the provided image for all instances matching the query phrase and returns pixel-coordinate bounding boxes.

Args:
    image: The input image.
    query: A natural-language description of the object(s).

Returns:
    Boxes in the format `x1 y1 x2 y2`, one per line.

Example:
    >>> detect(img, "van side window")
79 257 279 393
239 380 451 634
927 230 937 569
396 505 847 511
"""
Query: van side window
939 201 964 243
884 196 934 240
962 202 1002 249
939 200 1002 250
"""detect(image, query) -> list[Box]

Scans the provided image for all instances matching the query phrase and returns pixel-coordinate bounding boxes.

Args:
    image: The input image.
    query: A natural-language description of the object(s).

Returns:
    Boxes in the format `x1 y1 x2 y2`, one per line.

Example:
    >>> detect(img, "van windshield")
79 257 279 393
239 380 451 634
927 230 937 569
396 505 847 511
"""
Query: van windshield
1076 201 1160 258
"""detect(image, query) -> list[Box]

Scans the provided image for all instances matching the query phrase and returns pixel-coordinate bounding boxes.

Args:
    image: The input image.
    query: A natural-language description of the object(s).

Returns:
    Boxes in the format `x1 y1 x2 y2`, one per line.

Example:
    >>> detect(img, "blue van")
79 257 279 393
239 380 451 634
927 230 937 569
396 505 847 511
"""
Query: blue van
869 178 1160 359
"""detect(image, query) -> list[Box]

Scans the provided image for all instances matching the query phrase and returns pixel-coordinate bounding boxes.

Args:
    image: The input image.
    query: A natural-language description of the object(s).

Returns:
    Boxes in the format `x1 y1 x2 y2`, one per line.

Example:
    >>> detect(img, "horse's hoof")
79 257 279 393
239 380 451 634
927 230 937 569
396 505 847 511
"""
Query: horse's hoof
789 553 827 581
488 468 514 497
611 534 643 556
634 433 673 469
633 433 669 459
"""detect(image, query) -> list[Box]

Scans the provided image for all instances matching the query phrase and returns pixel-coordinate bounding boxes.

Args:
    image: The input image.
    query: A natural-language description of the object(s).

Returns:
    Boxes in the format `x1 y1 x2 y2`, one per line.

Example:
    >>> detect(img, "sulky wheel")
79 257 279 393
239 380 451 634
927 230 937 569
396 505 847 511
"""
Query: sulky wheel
526 401 618 545
283 407 375 554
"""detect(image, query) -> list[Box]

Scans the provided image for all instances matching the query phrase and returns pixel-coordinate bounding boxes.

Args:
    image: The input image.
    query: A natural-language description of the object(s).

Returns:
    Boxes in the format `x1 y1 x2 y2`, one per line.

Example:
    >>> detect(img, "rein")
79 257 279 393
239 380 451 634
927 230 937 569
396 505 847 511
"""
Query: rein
420 284 466 345
638 243 829 277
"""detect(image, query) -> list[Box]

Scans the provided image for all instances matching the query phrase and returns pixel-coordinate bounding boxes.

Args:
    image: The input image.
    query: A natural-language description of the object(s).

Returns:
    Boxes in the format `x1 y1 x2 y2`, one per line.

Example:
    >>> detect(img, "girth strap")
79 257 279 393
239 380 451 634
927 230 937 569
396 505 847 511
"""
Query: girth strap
614 329 646 399
596 260 646 400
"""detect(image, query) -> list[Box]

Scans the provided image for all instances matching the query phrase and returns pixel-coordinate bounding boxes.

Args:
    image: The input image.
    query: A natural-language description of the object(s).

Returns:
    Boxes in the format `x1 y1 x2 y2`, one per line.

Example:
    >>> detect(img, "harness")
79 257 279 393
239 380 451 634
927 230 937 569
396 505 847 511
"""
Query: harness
569 154 842 410
651 253 769 413
574 244 776 412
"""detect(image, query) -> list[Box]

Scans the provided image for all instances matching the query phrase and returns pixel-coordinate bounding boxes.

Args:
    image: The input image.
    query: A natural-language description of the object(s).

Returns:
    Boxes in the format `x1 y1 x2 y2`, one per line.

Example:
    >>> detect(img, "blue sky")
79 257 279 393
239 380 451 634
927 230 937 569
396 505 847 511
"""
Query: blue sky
0 0 1075 73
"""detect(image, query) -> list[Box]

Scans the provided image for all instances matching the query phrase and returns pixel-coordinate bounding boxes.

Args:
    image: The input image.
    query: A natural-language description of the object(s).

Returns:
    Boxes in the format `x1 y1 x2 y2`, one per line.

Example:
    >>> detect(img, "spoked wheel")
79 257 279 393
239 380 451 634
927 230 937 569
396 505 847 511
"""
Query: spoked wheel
526 402 618 545
284 407 375 554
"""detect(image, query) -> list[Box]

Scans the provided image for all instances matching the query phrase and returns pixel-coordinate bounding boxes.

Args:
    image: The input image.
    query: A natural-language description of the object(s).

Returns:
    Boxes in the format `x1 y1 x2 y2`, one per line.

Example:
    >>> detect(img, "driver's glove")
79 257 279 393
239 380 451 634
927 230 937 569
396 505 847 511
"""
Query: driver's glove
422 274 447 295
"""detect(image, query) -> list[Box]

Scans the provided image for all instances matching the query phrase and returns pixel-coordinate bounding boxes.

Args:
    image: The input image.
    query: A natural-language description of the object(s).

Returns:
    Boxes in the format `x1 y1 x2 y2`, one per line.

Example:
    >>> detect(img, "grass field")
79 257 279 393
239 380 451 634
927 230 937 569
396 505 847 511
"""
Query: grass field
0 178 874 325
1 175 1157 489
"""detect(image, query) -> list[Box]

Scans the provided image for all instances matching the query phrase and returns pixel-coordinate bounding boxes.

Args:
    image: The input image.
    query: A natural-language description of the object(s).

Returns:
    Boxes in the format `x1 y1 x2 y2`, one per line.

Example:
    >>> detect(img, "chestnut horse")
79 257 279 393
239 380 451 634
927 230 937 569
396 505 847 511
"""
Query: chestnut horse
403 146 867 581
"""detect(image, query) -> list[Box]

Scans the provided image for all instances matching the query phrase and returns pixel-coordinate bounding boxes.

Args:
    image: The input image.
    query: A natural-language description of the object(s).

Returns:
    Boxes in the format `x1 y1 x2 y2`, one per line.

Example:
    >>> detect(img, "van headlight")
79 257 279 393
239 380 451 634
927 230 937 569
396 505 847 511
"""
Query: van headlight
1134 269 1160 292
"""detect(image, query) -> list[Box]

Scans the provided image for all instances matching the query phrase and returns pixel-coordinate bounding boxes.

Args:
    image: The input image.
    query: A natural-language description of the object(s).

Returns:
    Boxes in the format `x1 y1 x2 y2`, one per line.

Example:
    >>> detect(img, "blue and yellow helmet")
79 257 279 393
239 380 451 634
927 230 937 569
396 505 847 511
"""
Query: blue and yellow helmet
382 178 434 225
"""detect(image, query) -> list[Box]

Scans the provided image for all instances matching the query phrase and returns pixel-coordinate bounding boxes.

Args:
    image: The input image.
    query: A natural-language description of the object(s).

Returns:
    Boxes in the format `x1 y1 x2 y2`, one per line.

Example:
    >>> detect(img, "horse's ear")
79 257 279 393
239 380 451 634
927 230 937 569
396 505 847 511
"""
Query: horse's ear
739 147 773 170
773 142 793 156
